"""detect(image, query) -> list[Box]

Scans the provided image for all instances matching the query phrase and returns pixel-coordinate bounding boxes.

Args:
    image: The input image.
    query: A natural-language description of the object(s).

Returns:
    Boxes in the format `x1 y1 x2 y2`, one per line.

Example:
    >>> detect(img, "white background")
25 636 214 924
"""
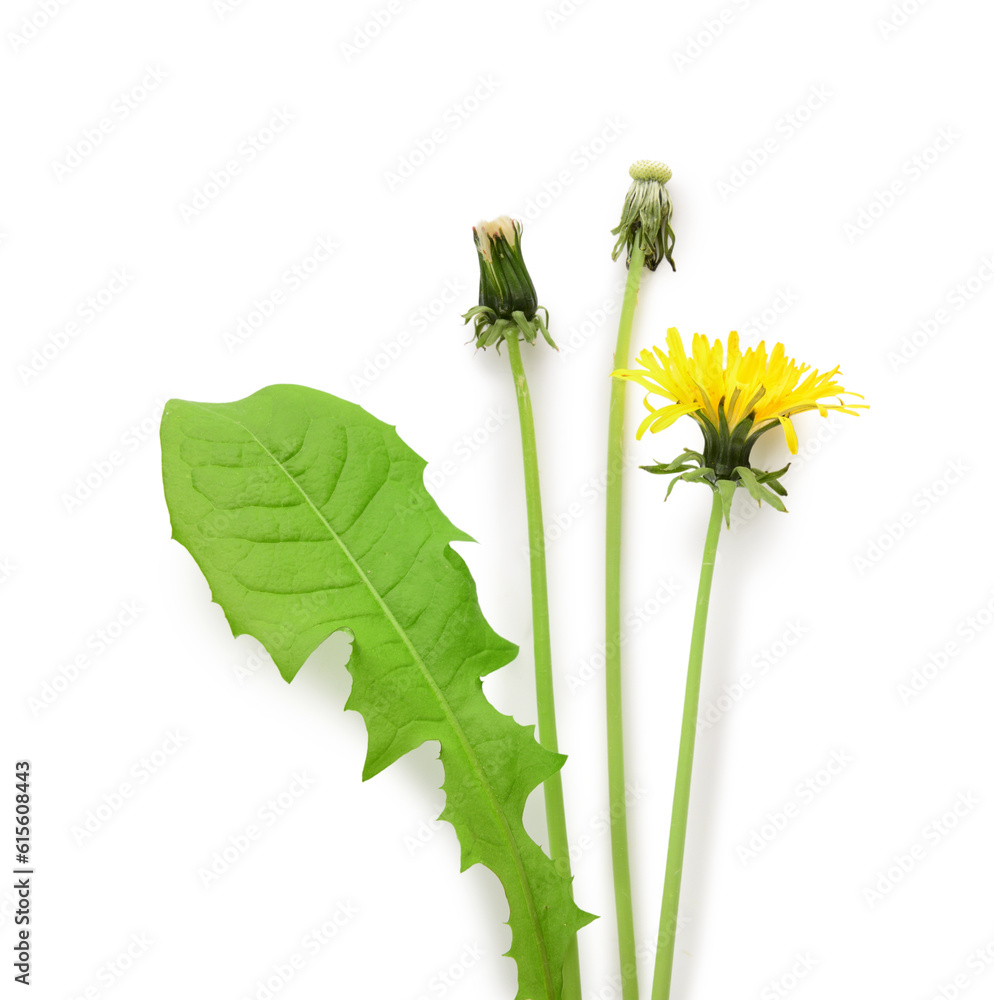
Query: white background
2 1 993 998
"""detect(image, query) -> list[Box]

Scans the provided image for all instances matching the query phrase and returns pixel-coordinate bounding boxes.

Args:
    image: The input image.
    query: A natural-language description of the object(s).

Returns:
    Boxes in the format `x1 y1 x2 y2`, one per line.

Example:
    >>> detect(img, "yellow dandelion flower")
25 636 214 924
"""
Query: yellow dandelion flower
613 328 866 477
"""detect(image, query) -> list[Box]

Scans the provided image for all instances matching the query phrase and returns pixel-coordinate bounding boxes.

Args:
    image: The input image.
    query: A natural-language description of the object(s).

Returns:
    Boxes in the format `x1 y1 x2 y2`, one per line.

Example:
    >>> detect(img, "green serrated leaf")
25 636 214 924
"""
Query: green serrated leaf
161 384 592 1000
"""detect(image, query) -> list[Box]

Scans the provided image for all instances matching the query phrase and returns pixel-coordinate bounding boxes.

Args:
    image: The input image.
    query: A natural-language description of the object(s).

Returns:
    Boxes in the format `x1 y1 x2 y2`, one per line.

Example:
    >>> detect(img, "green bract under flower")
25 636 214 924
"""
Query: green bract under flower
641 447 791 527
611 160 676 272
463 217 556 350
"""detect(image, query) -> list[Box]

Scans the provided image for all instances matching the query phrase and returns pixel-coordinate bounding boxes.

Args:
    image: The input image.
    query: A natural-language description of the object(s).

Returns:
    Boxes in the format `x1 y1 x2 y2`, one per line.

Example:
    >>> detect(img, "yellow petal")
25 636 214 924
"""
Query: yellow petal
779 415 799 453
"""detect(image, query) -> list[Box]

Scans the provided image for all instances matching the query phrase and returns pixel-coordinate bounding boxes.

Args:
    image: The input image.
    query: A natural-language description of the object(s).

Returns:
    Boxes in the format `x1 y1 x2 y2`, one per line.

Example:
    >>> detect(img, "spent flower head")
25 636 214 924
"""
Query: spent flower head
463 216 555 350
611 160 675 272
612 328 867 522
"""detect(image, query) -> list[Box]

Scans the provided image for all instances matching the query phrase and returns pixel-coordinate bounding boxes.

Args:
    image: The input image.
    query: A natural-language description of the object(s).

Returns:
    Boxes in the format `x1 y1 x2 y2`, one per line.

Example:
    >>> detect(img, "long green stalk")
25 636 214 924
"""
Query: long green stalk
605 241 646 1000
504 332 582 1000
651 490 723 1000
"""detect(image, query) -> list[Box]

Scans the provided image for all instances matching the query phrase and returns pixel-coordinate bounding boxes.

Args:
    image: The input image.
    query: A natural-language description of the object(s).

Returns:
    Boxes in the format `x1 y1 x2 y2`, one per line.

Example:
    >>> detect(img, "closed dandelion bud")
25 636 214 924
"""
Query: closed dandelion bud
463 217 555 350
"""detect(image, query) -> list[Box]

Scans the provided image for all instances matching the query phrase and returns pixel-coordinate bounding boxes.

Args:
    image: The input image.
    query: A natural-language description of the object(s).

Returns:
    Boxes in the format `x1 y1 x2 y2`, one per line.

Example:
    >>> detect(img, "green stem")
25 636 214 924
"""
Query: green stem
504 332 582 1000
650 490 723 1000
605 242 645 1000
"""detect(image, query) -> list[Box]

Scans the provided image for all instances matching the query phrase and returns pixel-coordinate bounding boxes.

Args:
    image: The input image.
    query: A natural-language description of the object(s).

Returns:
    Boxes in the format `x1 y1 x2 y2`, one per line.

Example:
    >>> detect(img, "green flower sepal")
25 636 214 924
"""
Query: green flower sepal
642 449 790 526
463 216 556 350
463 304 554 350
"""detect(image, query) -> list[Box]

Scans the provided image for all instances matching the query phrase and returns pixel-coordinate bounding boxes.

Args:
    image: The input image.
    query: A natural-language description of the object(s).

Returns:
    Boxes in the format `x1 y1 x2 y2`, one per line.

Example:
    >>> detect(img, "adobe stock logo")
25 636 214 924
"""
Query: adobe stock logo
844 127 960 243
735 750 853 865
716 86 833 201
197 772 317 888
51 66 169 180
877 0 932 39
222 237 339 352
760 954 819 999
178 108 296 223
852 459 968 576
28 602 144 717
862 792 980 908
7 0 71 53
886 256 994 372
350 278 465 391
70 732 190 845
671 0 757 72
383 77 500 191
17 269 134 385
339 0 410 63
238 903 359 1000
67 932 153 998
896 590 994 705
61 399 165 513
